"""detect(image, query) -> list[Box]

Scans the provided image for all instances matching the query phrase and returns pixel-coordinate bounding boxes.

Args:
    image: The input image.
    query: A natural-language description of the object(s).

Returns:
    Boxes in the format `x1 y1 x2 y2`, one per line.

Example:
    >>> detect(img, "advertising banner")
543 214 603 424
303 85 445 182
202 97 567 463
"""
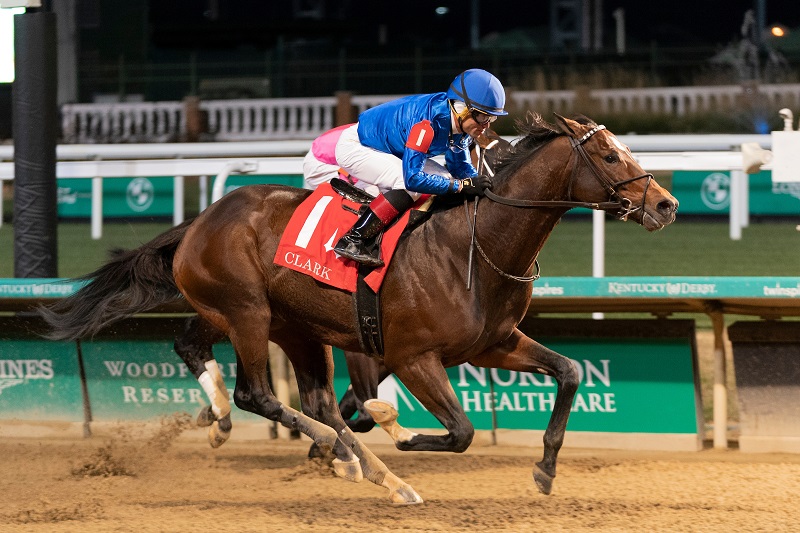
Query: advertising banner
58 176 175 218
80 337 264 422
333 319 701 435
672 170 800 215
212 174 304 198
0 327 83 422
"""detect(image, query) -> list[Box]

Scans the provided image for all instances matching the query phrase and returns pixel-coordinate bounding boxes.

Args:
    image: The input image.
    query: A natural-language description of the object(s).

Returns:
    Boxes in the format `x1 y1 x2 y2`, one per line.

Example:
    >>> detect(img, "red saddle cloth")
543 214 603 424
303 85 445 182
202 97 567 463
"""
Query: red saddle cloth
274 183 427 293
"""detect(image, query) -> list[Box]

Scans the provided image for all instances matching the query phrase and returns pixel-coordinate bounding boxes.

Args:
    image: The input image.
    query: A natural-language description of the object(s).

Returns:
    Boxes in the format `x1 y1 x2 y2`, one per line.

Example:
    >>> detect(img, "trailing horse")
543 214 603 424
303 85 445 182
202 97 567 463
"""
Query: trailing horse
39 113 677 504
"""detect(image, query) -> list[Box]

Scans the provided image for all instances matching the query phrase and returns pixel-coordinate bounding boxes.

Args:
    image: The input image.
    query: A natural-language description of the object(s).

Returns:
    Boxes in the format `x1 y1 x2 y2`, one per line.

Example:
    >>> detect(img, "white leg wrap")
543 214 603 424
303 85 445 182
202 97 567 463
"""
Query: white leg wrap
198 369 231 419
205 360 229 398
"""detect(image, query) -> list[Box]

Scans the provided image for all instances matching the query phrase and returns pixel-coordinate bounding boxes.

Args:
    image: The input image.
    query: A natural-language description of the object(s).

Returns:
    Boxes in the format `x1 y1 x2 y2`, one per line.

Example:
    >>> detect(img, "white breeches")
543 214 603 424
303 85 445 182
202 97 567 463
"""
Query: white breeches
302 148 381 197
334 124 450 200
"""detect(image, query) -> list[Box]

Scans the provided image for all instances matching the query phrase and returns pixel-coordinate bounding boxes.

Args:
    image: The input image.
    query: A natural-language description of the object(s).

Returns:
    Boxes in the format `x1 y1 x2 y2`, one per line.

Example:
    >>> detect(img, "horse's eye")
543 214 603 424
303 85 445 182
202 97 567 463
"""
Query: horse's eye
604 153 619 164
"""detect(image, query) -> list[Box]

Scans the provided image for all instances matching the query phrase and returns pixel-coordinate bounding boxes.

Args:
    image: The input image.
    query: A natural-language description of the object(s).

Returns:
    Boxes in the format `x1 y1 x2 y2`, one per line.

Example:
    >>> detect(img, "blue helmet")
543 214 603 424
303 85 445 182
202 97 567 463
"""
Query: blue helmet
446 69 508 116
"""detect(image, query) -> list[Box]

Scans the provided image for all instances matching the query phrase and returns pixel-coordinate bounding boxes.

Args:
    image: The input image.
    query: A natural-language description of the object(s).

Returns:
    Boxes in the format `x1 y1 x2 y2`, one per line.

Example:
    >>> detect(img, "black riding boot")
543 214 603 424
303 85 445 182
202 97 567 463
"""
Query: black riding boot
334 208 386 267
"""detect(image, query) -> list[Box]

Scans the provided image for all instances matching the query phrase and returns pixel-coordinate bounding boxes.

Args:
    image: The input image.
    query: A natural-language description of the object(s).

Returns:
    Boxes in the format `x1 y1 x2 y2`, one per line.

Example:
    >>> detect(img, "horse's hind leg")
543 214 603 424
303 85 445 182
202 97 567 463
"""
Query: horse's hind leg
279 336 422 505
224 311 364 482
173 315 232 447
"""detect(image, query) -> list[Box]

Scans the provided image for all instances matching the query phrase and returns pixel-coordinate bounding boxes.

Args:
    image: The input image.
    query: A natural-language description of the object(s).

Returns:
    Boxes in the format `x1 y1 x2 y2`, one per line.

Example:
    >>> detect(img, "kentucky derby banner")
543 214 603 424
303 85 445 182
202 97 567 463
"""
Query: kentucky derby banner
528 276 800 299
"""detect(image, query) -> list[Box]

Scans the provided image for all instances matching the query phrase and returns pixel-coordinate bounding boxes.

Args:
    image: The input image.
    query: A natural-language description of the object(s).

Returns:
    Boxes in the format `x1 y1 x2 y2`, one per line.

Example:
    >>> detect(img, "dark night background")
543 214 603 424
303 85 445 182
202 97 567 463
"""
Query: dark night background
143 1 800 51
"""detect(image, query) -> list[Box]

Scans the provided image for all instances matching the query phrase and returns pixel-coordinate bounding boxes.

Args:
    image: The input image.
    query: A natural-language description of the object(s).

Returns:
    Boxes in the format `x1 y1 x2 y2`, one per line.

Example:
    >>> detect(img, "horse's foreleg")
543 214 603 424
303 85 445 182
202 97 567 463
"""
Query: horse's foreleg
309 350 389 458
336 424 424 505
342 350 390 432
377 353 475 453
468 328 580 495
173 316 231 447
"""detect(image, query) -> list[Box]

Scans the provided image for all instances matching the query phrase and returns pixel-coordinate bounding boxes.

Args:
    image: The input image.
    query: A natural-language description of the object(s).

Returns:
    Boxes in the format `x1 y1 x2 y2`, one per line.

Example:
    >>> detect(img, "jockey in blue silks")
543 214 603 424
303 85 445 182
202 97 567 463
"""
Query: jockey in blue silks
328 68 508 267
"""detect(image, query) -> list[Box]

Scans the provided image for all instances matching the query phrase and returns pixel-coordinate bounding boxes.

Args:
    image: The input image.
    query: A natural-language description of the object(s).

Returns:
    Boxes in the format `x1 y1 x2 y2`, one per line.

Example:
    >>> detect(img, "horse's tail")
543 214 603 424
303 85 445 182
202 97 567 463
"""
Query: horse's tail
38 219 194 341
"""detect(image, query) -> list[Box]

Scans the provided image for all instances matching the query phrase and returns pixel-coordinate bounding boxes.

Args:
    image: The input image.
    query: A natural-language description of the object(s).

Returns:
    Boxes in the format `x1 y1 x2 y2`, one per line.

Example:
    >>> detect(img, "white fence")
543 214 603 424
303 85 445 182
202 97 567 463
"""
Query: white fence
0 138 769 243
59 84 800 144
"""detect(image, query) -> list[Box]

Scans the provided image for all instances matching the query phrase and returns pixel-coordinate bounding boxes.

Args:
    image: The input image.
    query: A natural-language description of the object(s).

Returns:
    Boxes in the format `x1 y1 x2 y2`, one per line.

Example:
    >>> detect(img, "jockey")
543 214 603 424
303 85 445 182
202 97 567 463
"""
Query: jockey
325 68 508 267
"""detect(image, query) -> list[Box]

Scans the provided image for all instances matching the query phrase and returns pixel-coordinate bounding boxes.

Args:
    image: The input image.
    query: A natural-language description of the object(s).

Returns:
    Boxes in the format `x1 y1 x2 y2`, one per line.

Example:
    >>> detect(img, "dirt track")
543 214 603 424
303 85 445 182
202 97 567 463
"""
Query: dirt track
4 420 799 533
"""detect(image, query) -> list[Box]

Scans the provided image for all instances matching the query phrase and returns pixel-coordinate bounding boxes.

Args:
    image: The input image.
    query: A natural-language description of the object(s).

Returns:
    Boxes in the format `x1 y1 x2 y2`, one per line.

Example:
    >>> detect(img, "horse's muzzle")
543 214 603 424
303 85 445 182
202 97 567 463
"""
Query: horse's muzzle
638 194 679 231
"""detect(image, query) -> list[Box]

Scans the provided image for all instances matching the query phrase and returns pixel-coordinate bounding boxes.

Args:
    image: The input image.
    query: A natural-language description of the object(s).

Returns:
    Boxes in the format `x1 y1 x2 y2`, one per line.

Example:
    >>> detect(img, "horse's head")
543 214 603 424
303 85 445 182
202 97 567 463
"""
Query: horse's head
554 114 678 231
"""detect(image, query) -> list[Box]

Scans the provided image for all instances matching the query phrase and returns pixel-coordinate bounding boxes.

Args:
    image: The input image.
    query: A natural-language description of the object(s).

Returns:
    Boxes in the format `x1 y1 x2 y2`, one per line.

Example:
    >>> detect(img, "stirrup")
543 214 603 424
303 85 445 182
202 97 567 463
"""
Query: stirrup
334 240 384 267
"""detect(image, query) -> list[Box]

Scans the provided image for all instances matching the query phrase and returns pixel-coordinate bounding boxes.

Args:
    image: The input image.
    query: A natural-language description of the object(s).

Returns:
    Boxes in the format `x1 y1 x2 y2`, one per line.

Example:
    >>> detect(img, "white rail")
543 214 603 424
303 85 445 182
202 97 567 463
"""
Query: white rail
57 84 800 144
0 149 760 240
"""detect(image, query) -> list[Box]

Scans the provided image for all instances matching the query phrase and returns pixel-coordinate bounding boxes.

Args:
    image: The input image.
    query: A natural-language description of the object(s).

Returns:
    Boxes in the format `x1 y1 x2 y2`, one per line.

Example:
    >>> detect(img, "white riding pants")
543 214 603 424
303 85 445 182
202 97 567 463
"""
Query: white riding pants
334 124 450 200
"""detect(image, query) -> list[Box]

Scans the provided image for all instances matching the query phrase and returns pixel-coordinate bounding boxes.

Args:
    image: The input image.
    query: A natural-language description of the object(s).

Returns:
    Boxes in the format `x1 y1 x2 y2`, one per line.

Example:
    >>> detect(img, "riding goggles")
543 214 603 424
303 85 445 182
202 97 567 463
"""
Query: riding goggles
470 108 497 125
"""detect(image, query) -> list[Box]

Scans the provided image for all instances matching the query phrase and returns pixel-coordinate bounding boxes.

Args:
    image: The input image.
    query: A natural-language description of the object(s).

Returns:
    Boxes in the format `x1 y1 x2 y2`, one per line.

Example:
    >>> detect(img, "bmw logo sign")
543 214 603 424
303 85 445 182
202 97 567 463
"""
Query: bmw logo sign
126 177 155 212
700 172 730 210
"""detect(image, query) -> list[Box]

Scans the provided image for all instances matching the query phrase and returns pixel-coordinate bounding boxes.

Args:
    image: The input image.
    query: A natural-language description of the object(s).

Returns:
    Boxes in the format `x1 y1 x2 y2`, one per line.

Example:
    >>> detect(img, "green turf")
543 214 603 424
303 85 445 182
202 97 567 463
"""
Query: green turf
539 216 800 277
2 215 798 279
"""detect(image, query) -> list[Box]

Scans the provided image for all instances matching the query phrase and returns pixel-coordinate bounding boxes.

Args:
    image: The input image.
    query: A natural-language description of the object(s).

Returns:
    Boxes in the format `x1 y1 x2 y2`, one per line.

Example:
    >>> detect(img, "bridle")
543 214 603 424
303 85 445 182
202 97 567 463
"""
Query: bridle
465 124 653 286
485 125 653 221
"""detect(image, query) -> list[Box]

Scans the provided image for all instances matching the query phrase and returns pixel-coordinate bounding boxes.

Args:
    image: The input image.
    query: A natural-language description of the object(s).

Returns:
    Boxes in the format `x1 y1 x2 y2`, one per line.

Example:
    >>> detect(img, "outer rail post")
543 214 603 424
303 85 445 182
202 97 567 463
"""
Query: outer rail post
173 175 184 226
709 309 728 449
592 209 605 320
91 175 103 240
729 170 744 240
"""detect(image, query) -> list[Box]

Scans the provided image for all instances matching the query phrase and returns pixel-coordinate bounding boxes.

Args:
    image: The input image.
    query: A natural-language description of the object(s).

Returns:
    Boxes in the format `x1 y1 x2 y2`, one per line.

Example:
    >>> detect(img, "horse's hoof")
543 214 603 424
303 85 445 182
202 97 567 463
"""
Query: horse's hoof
390 484 424 505
532 463 554 495
196 405 216 428
363 399 399 424
208 421 231 449
332 457 363 483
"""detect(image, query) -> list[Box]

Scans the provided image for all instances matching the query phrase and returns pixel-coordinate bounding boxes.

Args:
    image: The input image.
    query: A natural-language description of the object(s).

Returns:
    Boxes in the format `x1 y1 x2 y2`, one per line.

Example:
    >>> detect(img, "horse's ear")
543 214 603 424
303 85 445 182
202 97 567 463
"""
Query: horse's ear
553 113 579 136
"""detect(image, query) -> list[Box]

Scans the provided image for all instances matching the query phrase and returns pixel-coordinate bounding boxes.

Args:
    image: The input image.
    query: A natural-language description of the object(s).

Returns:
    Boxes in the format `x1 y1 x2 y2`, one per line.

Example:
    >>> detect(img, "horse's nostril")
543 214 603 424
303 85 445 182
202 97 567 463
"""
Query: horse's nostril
658 199 677 213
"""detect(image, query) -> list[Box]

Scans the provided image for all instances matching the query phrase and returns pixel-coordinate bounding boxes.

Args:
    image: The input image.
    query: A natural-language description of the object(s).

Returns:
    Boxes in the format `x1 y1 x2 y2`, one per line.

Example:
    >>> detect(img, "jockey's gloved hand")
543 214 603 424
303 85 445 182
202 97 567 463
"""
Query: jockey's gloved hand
460 174 493 197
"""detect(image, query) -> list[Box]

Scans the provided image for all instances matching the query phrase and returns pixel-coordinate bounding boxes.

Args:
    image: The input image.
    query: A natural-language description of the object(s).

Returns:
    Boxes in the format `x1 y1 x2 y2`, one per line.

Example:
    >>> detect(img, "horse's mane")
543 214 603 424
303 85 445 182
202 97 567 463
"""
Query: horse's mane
426 112 596 214
492 111 597 178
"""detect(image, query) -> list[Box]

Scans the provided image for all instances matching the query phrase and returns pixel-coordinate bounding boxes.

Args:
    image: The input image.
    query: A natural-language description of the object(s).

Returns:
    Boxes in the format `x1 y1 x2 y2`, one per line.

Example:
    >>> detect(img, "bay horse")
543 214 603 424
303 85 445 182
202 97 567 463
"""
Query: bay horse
39 113 677 504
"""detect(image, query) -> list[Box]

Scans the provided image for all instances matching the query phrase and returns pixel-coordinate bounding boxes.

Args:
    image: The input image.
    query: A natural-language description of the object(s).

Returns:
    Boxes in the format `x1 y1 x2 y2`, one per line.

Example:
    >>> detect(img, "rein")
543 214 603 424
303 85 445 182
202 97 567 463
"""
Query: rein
465 124 653 286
